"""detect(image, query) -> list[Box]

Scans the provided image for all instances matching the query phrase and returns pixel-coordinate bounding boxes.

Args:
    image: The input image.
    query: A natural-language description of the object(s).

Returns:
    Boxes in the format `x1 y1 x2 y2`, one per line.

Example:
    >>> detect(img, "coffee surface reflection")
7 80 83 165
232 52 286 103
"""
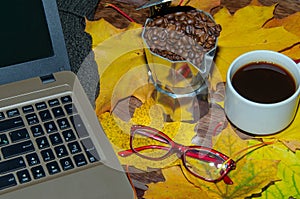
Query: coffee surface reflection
231 62 296 103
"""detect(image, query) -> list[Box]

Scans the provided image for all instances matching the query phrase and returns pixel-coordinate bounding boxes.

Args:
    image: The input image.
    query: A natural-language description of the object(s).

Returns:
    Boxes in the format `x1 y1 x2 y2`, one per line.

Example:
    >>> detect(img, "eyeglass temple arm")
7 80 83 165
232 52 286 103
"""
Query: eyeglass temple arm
133 129 170 144
120 145 227 164
118 145 170 157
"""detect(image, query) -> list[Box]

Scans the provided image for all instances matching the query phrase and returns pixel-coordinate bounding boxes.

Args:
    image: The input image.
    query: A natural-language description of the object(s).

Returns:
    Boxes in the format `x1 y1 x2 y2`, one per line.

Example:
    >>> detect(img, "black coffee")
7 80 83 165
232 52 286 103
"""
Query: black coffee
231 62 296 103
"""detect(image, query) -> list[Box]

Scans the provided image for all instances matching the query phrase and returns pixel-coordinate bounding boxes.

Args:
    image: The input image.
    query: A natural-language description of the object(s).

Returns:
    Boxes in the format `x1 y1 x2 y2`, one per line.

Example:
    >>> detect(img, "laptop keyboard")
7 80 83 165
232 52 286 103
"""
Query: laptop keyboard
0 95 100 191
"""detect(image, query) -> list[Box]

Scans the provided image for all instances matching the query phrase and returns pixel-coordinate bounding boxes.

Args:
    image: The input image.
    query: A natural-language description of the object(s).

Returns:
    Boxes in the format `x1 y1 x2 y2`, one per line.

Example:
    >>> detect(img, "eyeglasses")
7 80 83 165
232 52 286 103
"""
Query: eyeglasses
118 125 236 185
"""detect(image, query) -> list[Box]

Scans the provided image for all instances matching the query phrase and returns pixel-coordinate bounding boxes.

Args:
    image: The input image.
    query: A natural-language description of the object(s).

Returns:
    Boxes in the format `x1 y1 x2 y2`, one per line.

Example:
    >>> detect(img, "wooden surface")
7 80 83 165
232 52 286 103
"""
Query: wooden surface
93 0 300 198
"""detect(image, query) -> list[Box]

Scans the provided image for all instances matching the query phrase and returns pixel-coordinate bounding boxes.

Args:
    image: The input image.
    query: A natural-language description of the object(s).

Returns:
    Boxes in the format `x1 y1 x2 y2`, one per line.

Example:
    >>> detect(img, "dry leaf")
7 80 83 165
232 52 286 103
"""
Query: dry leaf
263 12 300 59
99 98 198 171
248 142 300 199
86 21 151 114
85 18 124 48
144 166 209 199
260 112 300 152
171 0 221 12
183 126 280 199
264 12 300 38
214 5 300 81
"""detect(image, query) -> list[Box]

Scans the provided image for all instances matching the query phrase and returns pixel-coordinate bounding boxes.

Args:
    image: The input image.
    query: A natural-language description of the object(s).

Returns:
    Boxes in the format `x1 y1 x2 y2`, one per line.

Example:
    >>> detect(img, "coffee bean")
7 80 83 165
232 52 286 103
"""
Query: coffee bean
143 8 221 66
154 17 164 26
187 18 195 25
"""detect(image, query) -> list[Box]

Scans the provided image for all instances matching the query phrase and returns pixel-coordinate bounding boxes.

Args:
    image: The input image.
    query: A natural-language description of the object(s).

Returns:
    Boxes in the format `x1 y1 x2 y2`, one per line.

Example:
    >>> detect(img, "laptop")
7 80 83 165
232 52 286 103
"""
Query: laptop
0 0 134 198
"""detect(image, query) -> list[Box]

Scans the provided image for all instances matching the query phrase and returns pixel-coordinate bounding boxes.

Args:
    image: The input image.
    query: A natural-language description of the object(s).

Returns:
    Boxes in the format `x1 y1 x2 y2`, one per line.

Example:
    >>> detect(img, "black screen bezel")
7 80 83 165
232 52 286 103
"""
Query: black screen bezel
0 0 70 85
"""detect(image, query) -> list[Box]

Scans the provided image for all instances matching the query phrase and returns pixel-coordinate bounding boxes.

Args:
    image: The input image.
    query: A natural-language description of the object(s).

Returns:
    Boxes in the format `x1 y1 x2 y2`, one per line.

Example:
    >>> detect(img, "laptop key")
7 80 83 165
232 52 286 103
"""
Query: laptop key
0 112 5 120
60 157 74 171
52 107 65 118
81 138 100 163
68 141 82 154
44 121 57 133
54 145 68 158
49 133 63 146
7 109 20 118
25 113 39 125
0 157 26 174
70 115 89 138
35 102 47 110
57 118 70 130
26 153 40 166
64 104 77 115
9 128 30 142
0 117 24 133
22 105 34 114
2 140 35 159
36 136 50 149
0 134 9 146
46 161 61 175
41 149 55 162
73 154 87 167
30 125 45 137
0 174 17 190
61 95 72 104
17 170 32 184
62 129 76 142
39 110 52 122
48 99 60 107
31 166 46 179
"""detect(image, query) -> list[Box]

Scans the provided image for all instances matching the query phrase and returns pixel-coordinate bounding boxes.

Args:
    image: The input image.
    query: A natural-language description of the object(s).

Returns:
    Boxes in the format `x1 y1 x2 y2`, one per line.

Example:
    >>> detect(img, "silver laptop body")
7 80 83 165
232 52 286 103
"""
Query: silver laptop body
0 1 134 198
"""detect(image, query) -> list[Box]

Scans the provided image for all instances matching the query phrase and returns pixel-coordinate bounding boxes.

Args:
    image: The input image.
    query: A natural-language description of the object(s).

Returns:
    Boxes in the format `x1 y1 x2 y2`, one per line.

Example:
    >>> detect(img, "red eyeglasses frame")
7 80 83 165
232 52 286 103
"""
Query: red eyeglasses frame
118 125 236 185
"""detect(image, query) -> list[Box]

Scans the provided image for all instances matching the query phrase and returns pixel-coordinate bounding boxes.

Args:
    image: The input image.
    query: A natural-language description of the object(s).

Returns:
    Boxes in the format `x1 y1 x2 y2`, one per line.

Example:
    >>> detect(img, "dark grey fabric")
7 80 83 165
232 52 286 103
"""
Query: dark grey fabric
56 0 100 107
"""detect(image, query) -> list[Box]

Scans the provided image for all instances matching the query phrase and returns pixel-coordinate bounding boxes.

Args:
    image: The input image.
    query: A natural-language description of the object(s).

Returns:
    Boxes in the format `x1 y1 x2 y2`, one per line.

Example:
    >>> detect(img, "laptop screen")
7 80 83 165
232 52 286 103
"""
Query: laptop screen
1 0 54 68
0 0 70 85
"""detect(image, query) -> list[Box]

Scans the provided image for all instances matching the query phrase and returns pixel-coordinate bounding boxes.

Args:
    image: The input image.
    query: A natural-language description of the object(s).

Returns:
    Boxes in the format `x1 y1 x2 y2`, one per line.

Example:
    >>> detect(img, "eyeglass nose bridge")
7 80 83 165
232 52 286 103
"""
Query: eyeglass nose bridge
170 142 188 158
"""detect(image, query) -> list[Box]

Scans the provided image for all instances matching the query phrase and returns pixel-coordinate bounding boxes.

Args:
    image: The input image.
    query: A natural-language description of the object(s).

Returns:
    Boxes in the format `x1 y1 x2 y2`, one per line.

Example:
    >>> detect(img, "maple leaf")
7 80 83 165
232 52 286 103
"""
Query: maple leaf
263 11 300 59
214 5 300 81
99 98 198 171
248 142 300 199
85 18 124 48
86 20 152 115
144 166 209 199
182 126 280 199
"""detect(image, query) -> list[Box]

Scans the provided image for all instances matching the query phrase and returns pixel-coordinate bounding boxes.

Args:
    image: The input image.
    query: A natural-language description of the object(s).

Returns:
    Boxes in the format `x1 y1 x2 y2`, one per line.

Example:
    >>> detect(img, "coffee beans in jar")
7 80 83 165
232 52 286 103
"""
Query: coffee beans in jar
143 7 221 67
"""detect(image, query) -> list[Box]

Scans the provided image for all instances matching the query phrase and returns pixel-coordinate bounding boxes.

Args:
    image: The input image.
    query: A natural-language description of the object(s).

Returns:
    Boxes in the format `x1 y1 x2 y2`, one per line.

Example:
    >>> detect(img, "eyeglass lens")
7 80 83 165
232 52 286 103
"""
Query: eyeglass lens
184 149 227 181
131 127 228 181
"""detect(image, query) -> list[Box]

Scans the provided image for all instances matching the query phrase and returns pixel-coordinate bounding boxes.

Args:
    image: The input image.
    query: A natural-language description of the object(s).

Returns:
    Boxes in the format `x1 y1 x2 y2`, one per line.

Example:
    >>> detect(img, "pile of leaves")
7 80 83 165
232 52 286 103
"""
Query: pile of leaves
86 0 300 198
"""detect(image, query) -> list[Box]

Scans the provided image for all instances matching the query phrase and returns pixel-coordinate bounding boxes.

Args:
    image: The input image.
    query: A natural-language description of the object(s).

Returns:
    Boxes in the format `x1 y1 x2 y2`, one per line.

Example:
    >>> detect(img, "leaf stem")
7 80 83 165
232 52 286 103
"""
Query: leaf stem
104 3 135 23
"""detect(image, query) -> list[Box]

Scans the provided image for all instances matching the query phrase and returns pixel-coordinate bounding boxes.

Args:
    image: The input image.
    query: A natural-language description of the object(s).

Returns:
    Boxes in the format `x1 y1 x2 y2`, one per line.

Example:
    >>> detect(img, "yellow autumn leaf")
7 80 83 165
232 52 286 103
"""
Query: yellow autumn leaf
248 142 300 199
264 12 300 38
282 43 300 60
260 112 300 152
182 126 280 199
85 18 124 48
264 11 300 59
86 21 152 115
214 5 300 81
99 98 197 171
144 166 209 199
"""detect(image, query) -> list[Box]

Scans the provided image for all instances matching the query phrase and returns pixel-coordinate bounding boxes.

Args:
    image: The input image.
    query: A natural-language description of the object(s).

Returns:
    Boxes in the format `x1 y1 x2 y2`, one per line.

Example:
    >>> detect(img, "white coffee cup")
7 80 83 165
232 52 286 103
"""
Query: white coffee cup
224 50 300 135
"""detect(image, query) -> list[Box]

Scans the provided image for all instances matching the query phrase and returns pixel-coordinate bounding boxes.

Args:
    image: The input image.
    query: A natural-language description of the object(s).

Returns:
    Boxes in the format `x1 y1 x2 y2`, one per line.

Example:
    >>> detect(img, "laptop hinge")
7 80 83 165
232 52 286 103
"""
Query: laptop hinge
40 74 56 84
